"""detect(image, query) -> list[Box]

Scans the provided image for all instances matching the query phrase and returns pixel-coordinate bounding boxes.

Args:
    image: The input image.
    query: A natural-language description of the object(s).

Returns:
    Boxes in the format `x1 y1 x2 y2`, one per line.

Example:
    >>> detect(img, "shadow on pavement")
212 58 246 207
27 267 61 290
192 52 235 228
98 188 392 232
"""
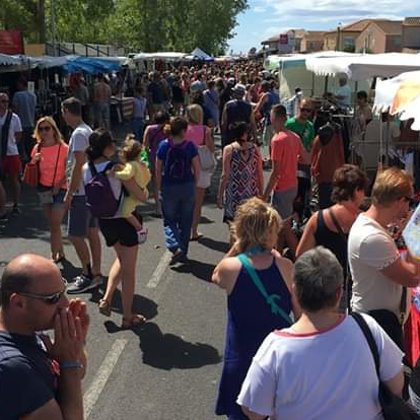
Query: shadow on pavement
197 236 229 254
133 322 221 370
171 258 214 282
91 287 159 321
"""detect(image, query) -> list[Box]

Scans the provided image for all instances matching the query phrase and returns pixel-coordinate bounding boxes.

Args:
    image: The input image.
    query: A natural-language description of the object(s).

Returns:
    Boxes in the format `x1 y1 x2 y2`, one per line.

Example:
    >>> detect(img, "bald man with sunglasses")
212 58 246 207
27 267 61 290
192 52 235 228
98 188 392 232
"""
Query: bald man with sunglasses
0 254 89 419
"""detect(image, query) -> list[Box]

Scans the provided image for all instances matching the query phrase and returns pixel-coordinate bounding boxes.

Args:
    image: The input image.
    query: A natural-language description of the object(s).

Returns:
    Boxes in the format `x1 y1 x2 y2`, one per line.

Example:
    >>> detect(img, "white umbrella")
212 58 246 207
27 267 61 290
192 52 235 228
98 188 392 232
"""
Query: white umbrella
373 70 420 131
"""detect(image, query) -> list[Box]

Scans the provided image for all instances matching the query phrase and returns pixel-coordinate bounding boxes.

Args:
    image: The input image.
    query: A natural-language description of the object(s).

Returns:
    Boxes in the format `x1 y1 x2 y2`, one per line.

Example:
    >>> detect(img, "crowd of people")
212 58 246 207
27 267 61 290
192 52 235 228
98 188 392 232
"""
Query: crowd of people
1 63 420 420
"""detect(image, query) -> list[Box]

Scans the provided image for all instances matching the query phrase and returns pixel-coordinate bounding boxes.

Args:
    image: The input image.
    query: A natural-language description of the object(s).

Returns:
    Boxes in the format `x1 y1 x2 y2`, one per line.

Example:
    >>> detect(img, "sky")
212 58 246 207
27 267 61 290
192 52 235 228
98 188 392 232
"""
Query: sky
228 0 420 54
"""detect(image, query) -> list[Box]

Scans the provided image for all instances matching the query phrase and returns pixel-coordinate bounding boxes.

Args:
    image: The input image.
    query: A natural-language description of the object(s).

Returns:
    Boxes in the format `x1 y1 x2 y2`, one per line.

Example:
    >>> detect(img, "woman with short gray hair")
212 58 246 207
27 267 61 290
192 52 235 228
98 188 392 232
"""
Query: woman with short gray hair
238 246 405 420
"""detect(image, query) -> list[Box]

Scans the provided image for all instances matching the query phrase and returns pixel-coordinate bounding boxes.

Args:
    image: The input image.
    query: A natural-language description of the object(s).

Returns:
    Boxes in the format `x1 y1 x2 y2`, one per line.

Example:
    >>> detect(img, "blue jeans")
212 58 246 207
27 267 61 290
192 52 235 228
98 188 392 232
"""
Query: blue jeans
132 117 145 142
161 182 195 255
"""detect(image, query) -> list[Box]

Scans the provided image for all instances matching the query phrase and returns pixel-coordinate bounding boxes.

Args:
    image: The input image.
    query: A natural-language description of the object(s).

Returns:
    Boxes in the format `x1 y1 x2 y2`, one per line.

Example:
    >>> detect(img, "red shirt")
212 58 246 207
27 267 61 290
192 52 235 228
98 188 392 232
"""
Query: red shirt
271 130 305 192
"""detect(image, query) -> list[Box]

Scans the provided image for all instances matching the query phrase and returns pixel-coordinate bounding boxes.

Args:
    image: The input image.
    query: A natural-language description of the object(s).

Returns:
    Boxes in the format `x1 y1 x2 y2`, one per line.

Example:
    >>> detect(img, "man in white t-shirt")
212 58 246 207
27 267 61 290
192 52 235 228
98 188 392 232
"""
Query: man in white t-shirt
238 247 404 420
335 76 352 109
349 167 420 349
0 92 23 216
61 97 102 294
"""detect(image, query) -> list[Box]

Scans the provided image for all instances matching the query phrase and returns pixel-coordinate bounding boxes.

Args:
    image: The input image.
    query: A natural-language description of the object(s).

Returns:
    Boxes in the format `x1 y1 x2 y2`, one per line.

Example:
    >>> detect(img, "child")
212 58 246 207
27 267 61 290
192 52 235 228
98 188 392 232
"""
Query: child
114 136 151 243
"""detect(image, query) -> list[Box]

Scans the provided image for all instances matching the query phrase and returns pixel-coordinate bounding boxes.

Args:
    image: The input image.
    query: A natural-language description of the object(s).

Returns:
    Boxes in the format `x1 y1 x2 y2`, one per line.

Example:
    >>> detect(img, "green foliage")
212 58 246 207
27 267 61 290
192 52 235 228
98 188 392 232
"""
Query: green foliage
0 0 248 54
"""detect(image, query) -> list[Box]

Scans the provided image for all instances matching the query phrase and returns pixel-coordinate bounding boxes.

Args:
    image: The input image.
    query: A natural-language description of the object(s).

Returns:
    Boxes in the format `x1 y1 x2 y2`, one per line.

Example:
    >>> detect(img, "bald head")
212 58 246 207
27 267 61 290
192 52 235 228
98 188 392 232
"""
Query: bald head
1 254 59 307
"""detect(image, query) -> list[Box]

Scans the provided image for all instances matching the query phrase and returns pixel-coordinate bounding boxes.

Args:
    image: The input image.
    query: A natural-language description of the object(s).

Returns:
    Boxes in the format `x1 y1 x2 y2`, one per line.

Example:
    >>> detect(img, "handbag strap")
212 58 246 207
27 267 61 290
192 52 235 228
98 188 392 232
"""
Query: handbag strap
237 253 292 326
351 313 381 377
50 144 61 187
328 208 347 239
202 126 206 146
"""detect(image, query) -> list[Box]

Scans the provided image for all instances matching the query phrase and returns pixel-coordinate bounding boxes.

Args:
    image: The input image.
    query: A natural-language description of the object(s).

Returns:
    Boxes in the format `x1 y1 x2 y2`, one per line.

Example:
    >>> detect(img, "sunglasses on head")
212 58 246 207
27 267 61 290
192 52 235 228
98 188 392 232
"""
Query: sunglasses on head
38 125 52 132
19 279 68 304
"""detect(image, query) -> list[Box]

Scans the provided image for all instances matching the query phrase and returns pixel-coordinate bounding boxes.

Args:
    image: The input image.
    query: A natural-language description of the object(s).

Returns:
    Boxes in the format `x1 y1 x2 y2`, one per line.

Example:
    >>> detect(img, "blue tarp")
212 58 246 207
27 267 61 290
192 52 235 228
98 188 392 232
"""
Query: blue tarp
63 57 121 74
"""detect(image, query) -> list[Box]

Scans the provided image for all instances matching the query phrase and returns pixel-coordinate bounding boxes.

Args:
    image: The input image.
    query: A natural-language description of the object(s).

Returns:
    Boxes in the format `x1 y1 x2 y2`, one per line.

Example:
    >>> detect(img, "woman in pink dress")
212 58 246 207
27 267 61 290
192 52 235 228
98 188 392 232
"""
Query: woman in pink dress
185 104 214 240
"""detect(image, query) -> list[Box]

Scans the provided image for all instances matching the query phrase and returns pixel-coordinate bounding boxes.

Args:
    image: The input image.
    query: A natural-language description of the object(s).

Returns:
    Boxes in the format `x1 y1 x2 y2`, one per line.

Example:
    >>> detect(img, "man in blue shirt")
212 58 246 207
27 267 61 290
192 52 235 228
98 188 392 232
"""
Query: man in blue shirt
0 254 89 419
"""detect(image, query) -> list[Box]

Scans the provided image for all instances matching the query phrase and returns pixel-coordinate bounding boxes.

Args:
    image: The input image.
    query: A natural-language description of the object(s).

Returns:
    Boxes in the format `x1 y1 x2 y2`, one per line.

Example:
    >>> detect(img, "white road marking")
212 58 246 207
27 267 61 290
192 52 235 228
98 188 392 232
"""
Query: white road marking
84 338 128 418
146 250 172 288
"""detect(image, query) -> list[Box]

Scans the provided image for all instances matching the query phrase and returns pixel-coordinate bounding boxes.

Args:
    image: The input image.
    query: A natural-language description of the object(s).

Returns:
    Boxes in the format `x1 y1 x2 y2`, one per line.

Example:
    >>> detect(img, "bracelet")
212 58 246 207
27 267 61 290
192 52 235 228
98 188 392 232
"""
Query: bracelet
60 361 83 370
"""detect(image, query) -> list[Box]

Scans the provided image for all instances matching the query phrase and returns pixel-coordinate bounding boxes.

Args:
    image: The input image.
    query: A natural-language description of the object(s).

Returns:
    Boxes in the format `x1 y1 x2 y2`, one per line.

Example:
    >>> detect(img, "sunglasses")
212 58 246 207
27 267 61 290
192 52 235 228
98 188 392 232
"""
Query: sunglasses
19 279 68 304
300 108 313 113
0 100 9 104
38 126 52 132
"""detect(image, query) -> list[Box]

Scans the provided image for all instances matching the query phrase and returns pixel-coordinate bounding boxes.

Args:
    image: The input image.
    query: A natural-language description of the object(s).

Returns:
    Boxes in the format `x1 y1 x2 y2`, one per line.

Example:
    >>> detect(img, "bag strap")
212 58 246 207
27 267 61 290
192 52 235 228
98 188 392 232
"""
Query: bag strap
50 144 61 187
400 286 408 325
237 253 292 326
202 126 206 146
351 313 380 377
328 208 347 239
88 161 98 177
1 110 13 158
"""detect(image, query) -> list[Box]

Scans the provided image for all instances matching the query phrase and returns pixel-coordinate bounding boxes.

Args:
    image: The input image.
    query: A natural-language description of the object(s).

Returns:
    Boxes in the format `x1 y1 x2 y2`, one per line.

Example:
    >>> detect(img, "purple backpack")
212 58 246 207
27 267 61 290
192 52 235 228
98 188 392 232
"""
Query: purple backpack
85 162 122 218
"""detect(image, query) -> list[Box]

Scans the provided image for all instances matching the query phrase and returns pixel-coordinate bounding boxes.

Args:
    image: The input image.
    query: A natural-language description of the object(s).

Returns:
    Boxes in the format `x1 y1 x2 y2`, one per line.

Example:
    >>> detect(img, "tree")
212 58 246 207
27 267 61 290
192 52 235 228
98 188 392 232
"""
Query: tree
0 0 248 54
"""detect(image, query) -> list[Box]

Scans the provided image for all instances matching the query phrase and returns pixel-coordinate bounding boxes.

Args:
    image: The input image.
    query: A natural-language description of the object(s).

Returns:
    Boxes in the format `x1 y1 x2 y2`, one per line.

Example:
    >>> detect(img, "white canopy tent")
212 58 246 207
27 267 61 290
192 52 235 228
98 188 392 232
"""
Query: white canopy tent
185 47 212 61
133 52 187 62
306 53 420 81
264 51 366 100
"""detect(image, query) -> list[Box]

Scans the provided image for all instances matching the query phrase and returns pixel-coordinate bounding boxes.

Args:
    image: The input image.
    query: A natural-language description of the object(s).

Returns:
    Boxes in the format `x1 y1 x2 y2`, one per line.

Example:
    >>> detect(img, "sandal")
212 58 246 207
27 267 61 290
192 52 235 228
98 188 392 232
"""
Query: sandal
98 299 112 317
52 252 66 264
121 314 147 329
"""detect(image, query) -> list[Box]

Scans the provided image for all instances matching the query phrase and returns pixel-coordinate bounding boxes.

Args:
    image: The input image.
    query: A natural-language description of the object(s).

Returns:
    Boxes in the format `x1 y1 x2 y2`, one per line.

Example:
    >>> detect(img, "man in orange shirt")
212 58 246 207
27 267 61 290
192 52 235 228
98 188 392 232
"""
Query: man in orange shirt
263 104 309 256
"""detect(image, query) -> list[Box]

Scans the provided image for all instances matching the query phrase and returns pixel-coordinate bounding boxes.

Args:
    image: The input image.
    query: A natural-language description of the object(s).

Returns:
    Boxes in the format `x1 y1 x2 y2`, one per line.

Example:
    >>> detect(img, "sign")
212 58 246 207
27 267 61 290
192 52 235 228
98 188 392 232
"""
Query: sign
0 30 24 54
279 34 289 45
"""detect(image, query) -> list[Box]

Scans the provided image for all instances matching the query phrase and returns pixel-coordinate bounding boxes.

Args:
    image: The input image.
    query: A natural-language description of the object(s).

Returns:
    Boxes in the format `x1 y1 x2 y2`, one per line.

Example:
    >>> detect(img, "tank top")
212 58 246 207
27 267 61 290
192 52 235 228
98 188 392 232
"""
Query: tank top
216 257 292 415
314 210 348 269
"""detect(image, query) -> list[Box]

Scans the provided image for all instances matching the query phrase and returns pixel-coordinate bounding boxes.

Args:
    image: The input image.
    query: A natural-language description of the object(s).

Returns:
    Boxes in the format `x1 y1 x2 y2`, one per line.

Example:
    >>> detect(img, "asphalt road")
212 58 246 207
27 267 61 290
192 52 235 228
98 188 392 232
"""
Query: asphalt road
0 146 235 419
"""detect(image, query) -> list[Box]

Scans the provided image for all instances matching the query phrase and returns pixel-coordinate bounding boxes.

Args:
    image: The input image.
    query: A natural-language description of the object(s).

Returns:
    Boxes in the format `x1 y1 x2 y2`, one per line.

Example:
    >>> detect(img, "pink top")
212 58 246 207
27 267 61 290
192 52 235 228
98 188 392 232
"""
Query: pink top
31 142 69 188
186 124 207 147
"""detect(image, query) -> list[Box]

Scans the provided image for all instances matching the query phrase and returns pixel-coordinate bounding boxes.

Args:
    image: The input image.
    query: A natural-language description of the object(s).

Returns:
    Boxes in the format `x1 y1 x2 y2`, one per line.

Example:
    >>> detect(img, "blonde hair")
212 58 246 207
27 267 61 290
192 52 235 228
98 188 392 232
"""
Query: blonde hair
232 197 282 253
33 116 64 144
186 104 203 125
371 167 413 207
120 134 143 162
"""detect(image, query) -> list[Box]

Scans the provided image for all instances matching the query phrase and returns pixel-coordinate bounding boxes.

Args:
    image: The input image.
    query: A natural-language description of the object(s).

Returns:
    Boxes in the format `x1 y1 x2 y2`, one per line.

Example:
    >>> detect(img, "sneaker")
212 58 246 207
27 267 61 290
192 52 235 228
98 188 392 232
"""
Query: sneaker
137 227 148 244
67 274 99 294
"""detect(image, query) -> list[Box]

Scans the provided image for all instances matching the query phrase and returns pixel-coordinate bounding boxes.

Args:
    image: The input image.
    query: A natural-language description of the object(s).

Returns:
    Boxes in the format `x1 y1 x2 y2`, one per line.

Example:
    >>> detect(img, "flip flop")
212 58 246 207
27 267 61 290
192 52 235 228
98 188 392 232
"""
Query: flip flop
121 314 147 329
190 233 203 241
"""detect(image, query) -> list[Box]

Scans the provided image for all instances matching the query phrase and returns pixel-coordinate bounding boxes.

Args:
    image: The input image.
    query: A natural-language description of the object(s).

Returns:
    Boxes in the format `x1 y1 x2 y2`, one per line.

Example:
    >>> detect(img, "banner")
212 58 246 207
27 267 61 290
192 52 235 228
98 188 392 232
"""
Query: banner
0 30 24 54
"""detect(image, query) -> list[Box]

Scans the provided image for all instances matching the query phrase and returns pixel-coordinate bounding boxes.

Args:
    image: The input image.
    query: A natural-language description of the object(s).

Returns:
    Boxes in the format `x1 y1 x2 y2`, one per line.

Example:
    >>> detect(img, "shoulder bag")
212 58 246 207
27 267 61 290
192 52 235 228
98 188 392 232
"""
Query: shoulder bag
197 126 216 172
351 312 419 420
237 253 292 326
23 143 42 187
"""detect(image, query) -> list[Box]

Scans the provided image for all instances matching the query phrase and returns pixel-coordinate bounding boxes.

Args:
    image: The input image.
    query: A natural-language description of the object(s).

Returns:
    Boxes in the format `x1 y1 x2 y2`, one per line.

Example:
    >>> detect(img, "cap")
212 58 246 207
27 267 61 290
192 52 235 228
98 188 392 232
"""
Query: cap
232 83 246 96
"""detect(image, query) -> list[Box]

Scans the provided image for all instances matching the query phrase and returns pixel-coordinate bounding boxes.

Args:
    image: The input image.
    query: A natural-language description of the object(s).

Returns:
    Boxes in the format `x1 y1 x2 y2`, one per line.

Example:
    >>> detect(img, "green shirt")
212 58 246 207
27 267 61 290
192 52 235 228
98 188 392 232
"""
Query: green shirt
285 117 315 151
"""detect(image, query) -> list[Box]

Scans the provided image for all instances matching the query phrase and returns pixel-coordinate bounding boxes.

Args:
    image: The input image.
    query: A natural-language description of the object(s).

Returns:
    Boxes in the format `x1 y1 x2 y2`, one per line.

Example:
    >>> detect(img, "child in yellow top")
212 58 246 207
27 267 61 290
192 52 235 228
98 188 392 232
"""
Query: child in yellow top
114 136 151 243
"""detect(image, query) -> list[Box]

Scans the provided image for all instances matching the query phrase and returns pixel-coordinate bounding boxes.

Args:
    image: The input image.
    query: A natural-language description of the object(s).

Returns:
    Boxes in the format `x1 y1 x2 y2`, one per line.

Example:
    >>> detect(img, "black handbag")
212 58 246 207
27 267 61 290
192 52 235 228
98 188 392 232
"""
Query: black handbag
351 312 419 419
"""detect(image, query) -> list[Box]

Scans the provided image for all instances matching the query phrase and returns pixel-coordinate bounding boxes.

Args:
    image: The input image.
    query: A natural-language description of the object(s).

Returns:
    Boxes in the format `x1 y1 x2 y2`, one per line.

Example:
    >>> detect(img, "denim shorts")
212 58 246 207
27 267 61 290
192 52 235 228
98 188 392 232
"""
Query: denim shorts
272 187 298 219
38 187 66 207
67 195 98 237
